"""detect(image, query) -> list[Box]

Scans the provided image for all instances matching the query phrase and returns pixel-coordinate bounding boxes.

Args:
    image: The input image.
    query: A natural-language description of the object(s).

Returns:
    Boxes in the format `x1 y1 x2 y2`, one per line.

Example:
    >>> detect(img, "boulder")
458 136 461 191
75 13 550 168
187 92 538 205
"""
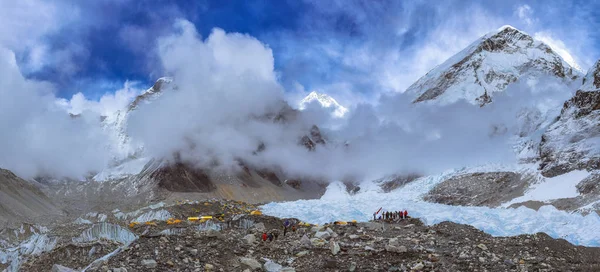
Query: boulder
243 234 256 244
254 223 266 232
295 250 309 257
141 259 157 269
330 241 340 255
264 260 283 272
300 234 311 248
51 265 78 272
310 238 326 247
205 229 224 239
412 262 424 270
314 231 331 240
385 245 408 253
239 257 262 270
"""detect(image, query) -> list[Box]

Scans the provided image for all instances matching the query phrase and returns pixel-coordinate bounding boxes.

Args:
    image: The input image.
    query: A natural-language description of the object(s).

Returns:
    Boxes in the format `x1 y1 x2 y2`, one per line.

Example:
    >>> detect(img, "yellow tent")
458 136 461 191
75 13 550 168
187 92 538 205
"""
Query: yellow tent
250 210 262 215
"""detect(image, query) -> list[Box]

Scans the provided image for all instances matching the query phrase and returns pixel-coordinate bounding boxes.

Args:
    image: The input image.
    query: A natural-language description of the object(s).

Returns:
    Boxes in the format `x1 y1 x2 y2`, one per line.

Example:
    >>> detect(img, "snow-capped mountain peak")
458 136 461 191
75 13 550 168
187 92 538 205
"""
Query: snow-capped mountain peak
405 25 581 106
299 91 349 118
100 77 176 163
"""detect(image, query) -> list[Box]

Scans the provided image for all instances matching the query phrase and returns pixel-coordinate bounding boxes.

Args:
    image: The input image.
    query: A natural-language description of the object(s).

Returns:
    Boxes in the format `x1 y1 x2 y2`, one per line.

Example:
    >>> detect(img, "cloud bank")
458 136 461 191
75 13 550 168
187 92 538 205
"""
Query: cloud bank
0 48 110 179
124 20 579 182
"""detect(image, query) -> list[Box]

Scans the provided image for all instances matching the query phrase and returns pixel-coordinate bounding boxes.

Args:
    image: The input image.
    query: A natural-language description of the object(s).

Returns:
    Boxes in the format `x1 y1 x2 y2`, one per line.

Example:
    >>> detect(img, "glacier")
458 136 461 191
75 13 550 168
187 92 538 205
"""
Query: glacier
261 170 600 247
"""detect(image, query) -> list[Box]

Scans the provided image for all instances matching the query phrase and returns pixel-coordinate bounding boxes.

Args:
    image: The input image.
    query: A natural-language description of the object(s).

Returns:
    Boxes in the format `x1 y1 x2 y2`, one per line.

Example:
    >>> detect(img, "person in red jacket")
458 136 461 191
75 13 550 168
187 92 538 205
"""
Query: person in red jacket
262 232 268 242
403 210 408 219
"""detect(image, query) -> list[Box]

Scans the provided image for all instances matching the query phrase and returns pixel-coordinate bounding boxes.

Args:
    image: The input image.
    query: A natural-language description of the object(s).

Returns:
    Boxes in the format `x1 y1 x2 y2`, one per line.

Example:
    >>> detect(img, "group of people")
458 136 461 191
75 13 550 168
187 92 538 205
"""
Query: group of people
373 209 408 221
261 219 297 242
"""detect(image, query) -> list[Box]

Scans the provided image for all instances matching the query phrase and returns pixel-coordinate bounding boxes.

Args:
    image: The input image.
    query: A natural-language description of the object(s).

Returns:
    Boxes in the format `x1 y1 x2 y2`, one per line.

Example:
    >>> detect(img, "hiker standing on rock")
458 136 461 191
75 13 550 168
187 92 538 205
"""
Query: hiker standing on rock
404 210 408 219
262 232 267 242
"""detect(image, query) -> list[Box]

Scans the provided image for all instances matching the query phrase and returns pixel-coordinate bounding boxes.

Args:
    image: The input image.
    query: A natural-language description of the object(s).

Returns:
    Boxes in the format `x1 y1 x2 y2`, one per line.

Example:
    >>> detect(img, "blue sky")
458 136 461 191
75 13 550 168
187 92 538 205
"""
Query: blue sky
3 0 600 105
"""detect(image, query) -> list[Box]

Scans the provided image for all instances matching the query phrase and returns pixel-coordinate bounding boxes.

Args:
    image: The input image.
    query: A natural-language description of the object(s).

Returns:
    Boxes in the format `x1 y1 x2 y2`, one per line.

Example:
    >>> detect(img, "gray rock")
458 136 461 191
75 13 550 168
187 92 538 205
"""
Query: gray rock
254 223 266 232
314 231 331 240
310 238 326 247
300 234 311 248
243 234 256 244
385 245 408 253
204 263 215 270
206 229 224 239
280 268 296 272
141 259 157 269
189 248 198 255
325 228 338 238
264 260 283 272
52 264 78 272
477 243 488 251
349 262 357 272
296 250 309 257
112 268 128 272
364 246 375 251
239 257 262 270
388 237 399 246
348 234 359 240
330 240 340 255
412 263 424 270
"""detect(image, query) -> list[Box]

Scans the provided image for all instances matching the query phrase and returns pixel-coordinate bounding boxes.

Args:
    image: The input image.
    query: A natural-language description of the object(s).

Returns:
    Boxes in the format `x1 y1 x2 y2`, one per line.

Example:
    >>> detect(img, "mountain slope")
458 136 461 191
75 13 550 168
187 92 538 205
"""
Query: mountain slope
0 169 63 228
540 60 600 177
406 25 580 106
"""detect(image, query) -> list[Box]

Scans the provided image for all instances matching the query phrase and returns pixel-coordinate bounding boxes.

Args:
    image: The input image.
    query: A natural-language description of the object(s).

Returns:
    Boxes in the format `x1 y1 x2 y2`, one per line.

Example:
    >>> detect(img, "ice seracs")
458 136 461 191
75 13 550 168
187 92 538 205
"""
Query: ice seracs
299 91 348 118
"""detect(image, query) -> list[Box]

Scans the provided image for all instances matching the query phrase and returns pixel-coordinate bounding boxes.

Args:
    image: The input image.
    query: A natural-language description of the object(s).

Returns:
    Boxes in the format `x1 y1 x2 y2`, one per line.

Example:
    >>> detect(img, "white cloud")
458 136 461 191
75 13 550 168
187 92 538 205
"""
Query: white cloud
378 6 503 94
127 21 296 172
0 47 111 178
515 4 534 26
59 81 144 116
534 32 583 72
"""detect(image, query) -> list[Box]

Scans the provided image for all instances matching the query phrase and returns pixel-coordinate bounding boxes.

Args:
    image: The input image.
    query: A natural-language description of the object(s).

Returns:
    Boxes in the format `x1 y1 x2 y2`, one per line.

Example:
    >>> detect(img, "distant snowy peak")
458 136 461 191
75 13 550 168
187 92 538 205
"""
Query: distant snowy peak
406 25 581 106
127 77 174 112
299 91 348 118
